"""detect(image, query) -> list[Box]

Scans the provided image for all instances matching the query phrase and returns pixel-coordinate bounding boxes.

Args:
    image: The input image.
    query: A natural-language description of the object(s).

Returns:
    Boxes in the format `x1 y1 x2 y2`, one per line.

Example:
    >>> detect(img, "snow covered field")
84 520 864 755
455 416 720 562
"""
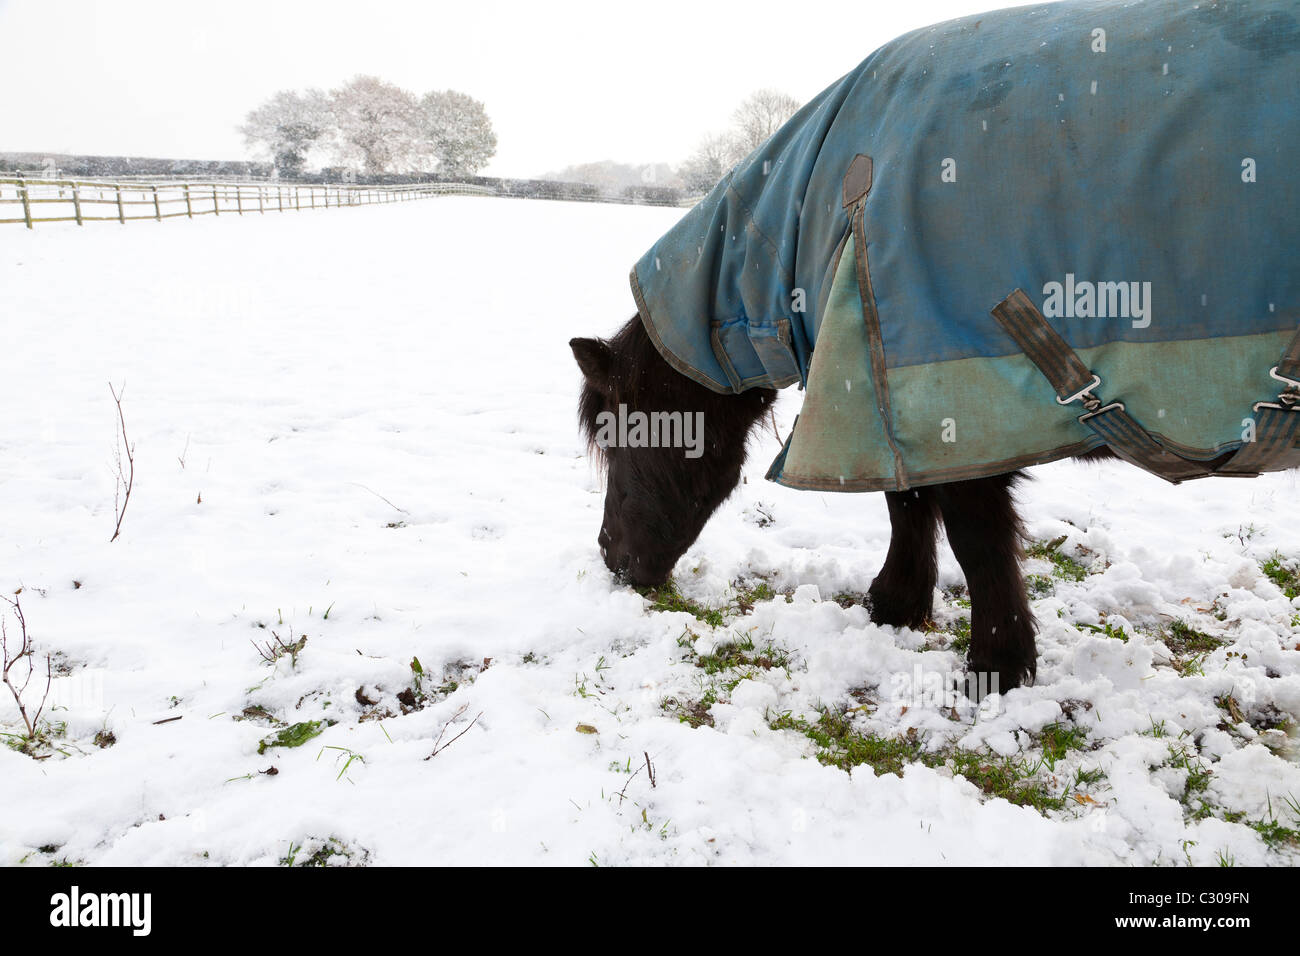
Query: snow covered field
1 196 1298 867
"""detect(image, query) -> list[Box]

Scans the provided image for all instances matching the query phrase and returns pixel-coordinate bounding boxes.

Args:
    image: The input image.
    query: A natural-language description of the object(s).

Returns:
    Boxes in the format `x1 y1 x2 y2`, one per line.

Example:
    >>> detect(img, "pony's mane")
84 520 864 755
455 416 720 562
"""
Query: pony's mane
576 314 778 469
576 314 665 466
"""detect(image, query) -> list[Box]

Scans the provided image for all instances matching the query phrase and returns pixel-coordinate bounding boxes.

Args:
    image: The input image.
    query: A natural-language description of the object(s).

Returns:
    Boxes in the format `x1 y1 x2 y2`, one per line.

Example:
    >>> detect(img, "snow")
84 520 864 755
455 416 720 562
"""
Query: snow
1 196 1298 866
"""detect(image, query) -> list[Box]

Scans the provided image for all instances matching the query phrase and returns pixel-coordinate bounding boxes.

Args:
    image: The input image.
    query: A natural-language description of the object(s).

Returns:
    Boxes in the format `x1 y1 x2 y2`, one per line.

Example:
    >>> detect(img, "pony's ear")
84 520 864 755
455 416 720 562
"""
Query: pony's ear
569 337 613 393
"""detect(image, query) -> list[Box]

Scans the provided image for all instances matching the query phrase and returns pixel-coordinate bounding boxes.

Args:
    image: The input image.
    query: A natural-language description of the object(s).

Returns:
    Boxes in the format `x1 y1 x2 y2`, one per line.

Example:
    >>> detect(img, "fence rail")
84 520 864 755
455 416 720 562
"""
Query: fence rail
0 178 497 228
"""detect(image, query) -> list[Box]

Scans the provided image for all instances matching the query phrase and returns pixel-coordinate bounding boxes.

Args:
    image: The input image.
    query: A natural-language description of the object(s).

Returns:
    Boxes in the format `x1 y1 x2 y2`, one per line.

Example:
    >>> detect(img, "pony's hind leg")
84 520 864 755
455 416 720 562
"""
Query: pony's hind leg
931 472 1037 694
868 489 941 629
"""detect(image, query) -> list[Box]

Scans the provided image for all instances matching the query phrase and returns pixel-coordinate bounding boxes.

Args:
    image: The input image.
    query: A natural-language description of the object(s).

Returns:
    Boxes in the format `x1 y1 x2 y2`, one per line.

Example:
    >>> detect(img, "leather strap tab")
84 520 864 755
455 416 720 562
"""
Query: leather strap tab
841 154 873 209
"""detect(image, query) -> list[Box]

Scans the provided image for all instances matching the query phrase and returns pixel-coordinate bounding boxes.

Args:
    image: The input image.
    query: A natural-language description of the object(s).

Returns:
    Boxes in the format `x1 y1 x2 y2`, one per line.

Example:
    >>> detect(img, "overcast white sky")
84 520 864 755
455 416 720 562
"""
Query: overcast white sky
0 0 1040 177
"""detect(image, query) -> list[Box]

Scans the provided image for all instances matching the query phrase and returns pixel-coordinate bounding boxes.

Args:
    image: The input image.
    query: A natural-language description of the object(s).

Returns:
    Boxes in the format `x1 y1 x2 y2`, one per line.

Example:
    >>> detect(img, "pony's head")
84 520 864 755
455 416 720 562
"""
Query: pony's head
570 315 774 587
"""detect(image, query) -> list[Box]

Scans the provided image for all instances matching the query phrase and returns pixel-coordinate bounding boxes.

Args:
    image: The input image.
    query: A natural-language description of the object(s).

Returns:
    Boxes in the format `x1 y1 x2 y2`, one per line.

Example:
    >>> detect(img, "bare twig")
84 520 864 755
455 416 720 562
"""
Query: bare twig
1 591 53 740
350 482 409 516
109 382 135 543
425 704 482 760
253 631 307 668
615 750 659 804
769 407 784 446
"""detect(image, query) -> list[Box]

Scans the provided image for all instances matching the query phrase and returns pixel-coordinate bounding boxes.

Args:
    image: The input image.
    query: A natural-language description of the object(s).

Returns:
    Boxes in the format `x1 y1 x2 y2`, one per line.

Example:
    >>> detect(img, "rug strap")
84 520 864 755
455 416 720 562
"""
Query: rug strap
991 289 1214 484
1217 324 1300 476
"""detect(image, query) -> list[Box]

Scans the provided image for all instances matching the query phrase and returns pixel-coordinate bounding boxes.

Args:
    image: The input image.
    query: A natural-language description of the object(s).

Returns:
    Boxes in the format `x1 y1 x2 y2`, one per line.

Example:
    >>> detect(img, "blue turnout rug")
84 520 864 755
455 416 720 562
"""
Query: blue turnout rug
631 0 1300 489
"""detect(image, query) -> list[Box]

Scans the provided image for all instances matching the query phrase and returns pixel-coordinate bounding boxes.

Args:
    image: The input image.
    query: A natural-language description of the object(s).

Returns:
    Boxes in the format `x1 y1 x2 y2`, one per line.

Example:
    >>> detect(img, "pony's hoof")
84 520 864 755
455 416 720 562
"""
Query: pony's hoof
866 588 933 631
963 657 1036 700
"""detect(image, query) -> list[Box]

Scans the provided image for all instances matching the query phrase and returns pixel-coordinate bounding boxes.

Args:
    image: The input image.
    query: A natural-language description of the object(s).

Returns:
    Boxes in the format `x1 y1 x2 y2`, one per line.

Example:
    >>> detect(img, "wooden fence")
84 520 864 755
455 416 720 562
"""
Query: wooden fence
0 178 496 229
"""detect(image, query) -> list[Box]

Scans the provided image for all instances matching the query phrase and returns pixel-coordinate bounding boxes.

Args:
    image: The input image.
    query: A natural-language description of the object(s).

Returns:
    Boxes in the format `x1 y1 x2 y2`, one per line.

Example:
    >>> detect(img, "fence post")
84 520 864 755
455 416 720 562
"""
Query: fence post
116 183 125 224
278 186 284 212
152 185 162 221
257 187 264 214
18 177 33 229
184 183 193 218
295 186 301 210
213 184 220 215
236 184 243 215
72 181 83 225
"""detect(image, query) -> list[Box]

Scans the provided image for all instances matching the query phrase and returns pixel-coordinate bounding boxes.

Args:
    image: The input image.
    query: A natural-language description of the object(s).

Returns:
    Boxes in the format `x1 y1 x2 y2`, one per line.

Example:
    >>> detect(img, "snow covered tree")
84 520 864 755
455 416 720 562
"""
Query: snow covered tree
239 89 333 177
417 90 497 177
675 90 802 194
731 89 801 153
329 76 421 174
677 133 744 194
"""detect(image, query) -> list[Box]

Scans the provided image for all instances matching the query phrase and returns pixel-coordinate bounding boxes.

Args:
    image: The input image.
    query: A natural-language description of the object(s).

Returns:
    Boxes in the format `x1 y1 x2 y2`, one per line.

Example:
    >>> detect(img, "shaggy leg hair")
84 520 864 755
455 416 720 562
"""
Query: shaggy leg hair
868 474 1036 693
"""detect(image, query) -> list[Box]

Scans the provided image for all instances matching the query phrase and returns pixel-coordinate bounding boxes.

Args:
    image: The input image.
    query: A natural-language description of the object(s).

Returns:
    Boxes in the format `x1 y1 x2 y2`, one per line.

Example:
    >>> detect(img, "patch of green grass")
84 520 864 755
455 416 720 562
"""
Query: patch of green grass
1188 792 1300 856
1250 817 1300 850
1166 740 1212 798
1173 653 1208 678
317 745 365 781
1262 554 1300 600
944 749 1068 813
1026 539 1089 583
769 707 1074 813
665 628 796 731
1074 766 1106 788
643 581 725 627
946 615 972 653
661 695 716 729
646 578 786 626
1077 620 1130 643
1164 619 1223 655
1037 721 1090 770
694 634 790 675
401 657 471 712
732 580 775 614
1215 693 1248 727
923 613 972 652
257 720 326 755
279 836 368 867
1026 574 1055 599
770 710 925 777
1 719 68 757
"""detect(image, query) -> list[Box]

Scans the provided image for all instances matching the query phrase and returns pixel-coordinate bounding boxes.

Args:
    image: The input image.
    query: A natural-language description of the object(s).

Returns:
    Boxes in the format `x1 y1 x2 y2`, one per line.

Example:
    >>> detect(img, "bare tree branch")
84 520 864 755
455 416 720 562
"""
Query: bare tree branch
109 382 135 543
425 704 482 760
1 592 52 741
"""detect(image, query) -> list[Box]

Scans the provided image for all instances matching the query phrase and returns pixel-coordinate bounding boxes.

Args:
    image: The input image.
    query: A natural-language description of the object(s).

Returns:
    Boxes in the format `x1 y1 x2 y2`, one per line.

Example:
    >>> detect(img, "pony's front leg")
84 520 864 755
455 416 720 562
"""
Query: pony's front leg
867 489 940 630
932 473 1037 694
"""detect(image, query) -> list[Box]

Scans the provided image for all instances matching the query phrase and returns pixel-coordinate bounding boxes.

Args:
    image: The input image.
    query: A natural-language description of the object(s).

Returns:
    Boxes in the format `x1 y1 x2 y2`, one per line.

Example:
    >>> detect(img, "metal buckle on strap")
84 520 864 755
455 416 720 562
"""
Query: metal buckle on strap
1252 366 1300 413
1056 374 1124 422
1055 374 1101 408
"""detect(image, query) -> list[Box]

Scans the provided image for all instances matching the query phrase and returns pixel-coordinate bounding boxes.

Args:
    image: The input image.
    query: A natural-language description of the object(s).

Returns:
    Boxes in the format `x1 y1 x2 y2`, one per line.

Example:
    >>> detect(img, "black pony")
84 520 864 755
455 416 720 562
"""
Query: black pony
571 0 1300 695
569 318 1118 695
